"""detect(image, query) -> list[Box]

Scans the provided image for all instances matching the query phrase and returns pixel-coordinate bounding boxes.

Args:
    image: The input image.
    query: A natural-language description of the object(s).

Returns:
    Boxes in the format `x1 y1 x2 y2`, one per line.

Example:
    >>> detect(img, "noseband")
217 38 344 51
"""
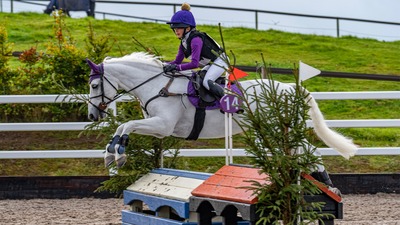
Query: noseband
88 63 118 115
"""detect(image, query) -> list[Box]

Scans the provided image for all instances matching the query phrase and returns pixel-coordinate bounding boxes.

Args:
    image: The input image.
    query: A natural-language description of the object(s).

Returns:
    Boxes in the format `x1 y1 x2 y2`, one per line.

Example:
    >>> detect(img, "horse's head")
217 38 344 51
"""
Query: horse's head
86 59 118 121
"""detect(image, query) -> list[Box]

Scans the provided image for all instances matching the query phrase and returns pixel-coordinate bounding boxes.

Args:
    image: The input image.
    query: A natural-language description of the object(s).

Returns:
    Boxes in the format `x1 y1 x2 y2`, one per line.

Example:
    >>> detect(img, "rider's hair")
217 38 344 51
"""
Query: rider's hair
181 2 190 11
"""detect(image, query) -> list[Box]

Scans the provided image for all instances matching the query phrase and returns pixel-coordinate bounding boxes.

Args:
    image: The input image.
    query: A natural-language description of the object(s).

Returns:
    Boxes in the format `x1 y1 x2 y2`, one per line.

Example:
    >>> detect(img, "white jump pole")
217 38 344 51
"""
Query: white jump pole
224 112 229 165
224 70 234 165
229 112 233 163
224 111 233 165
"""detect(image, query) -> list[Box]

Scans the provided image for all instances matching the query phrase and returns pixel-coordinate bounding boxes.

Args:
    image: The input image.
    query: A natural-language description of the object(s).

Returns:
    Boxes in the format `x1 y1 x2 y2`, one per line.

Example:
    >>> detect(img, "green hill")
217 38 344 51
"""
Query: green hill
3 12 400 73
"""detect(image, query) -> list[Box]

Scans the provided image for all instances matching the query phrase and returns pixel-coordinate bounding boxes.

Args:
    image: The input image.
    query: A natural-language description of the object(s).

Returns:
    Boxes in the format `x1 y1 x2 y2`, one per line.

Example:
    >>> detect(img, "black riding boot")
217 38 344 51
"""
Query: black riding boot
207 80 224 99
311 170 334 187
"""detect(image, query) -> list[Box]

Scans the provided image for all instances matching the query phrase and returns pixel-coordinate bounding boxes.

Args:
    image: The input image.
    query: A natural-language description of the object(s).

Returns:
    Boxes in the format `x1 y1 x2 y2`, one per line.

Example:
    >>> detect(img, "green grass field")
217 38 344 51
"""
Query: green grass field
0 12 399 175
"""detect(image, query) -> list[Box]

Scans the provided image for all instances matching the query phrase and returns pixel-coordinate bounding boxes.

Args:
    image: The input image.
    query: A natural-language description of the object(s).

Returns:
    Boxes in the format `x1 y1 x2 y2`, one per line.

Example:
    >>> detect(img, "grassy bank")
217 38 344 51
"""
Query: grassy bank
2 12 400 74
0 12 399 175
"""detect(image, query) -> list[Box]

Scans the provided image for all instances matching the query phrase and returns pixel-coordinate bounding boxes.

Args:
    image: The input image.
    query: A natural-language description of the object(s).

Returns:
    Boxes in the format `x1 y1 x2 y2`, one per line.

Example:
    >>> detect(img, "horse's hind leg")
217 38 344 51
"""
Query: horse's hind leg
311 169 341 196
311 165 334 187
311 149 341 196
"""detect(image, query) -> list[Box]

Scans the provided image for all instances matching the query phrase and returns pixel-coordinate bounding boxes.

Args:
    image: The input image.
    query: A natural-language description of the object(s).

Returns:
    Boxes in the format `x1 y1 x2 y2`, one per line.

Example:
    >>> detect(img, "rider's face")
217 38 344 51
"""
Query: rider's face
173 27 189 39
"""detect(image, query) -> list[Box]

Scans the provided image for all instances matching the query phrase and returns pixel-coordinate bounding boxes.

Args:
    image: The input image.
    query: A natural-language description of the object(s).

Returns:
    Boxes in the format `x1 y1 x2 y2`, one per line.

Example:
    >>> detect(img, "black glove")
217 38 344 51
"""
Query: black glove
163 64 177 73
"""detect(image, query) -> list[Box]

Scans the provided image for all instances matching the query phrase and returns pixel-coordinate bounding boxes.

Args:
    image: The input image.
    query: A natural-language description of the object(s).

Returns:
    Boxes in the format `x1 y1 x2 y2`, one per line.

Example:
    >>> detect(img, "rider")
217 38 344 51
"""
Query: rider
164 3 227 99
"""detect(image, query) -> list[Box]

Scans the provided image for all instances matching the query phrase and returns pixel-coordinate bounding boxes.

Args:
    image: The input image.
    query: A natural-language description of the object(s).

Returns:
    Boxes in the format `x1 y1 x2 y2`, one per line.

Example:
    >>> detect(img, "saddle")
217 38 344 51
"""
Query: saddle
194 70 225 104
186 71 242 140
187 71 235 110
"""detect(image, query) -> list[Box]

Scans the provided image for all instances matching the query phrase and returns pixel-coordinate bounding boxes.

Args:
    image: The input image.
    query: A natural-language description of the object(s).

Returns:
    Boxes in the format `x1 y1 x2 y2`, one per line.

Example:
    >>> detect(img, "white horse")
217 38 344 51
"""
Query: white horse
86 52 357 177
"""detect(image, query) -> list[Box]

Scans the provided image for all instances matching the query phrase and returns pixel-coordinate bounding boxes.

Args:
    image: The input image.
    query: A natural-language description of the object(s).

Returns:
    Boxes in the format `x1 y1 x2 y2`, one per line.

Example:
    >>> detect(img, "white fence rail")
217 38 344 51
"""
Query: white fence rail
0 92 399 159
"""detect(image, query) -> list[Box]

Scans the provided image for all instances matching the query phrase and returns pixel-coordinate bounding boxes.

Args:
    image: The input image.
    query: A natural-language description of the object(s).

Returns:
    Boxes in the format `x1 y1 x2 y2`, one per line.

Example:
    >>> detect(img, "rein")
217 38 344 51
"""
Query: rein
141 72 191 115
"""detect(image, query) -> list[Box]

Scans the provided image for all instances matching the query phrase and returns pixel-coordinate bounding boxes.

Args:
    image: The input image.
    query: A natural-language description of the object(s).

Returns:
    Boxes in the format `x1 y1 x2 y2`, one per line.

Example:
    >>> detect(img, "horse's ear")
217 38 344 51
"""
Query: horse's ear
86 58 98 71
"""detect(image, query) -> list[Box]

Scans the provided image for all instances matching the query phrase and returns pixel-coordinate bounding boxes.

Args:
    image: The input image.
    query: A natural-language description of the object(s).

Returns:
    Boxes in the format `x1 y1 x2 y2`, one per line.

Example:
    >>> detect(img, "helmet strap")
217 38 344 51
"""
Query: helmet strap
182 27 192 39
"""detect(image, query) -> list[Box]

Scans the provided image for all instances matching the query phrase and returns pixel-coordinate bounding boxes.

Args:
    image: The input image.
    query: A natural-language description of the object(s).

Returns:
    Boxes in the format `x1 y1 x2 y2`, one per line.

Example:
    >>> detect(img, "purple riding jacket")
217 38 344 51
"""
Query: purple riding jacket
169 37 203 71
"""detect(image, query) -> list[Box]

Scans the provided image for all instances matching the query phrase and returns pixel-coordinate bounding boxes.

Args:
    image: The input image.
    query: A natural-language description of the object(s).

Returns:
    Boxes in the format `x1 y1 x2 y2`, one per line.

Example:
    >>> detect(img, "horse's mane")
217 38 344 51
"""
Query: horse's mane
103 52 163 68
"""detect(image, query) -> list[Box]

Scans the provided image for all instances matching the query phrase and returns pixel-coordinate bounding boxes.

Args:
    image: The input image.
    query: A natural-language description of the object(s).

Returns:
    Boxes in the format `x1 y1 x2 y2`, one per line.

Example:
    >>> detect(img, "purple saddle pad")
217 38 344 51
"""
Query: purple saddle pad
187 78 242 110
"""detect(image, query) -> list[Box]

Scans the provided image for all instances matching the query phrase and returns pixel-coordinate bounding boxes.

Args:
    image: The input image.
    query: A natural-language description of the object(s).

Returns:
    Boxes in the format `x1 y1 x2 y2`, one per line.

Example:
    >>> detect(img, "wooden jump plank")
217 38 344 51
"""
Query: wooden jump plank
192 183 258 204
192 165 267 204
192 165 342 204
129 173 203 189
127 173 205 201
302 173 342 202
152 168 211 180
214 165 268 180
204 174 270 187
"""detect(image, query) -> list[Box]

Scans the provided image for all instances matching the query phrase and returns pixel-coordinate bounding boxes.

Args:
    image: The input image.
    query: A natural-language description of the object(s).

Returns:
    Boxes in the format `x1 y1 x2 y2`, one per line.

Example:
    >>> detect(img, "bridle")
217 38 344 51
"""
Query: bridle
88 63 189 117
89 63 115 115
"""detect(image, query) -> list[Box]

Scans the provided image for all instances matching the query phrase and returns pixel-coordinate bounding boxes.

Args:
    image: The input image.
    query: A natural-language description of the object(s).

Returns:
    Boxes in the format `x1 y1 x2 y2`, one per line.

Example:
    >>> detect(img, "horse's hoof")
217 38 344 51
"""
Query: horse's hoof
104 152 115 168
328 186 342 197
115 154 127 168
236 109 244 114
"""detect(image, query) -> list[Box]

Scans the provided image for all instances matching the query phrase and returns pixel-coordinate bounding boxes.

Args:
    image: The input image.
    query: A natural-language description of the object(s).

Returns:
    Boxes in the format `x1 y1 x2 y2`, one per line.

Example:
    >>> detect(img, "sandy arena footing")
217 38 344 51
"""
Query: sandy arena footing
0 193 399 225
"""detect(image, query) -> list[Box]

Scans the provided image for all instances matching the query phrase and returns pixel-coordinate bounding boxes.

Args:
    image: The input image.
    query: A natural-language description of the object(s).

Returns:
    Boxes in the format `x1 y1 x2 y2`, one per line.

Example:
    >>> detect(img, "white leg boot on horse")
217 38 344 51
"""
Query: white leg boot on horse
104 135 119 167
104 115 178 168
104 123 126 168
114 134 129 168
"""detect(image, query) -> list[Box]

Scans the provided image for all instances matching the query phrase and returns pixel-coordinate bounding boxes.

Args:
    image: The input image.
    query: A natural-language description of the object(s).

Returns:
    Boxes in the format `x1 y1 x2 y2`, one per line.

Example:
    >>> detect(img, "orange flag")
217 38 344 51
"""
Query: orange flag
228 67 248 81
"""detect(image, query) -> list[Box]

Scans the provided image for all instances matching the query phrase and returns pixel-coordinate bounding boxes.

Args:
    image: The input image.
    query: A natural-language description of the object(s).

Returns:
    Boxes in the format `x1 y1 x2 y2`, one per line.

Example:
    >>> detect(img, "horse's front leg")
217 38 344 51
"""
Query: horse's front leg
104 125 125 167
114 134 129 168
108 117 176 168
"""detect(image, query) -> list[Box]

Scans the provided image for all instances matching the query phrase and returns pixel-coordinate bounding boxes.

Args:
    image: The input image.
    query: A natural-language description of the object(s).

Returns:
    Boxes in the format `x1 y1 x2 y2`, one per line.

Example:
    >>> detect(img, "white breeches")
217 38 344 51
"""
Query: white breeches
202 55 228 90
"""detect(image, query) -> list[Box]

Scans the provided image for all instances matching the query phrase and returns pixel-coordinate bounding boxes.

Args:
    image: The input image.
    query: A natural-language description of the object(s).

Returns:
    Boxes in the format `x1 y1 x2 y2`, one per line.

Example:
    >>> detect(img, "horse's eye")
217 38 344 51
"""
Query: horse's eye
91 83 98 89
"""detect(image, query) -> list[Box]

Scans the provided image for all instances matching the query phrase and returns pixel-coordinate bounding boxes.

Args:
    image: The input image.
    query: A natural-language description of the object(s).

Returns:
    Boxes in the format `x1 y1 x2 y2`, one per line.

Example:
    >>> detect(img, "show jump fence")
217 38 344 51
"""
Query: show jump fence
0 91 399 160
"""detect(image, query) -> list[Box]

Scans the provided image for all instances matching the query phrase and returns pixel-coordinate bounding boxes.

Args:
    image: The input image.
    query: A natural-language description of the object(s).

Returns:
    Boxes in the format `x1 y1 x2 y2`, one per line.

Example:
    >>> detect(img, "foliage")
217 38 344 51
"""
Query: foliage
0 24 14 94
85 20 116 63
0 11 117 122
5 11 91 95
238 62 331 224
0 25 13 67
42 10 87 93
131 35 162 57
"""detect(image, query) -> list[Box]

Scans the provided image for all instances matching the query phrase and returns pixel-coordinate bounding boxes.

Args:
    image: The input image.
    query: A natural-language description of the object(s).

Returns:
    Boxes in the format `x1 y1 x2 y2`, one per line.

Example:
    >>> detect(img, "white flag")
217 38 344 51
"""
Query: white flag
299 61 321 82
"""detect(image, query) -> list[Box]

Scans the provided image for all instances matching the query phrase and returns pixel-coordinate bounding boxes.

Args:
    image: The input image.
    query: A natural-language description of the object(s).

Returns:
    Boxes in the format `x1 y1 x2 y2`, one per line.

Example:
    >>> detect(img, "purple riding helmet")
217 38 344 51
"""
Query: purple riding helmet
167 3 196 29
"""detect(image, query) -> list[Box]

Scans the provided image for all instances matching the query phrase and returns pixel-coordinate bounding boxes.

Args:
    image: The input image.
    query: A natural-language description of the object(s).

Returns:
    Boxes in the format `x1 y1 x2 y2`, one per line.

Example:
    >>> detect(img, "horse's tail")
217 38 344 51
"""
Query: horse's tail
291 84 358 159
